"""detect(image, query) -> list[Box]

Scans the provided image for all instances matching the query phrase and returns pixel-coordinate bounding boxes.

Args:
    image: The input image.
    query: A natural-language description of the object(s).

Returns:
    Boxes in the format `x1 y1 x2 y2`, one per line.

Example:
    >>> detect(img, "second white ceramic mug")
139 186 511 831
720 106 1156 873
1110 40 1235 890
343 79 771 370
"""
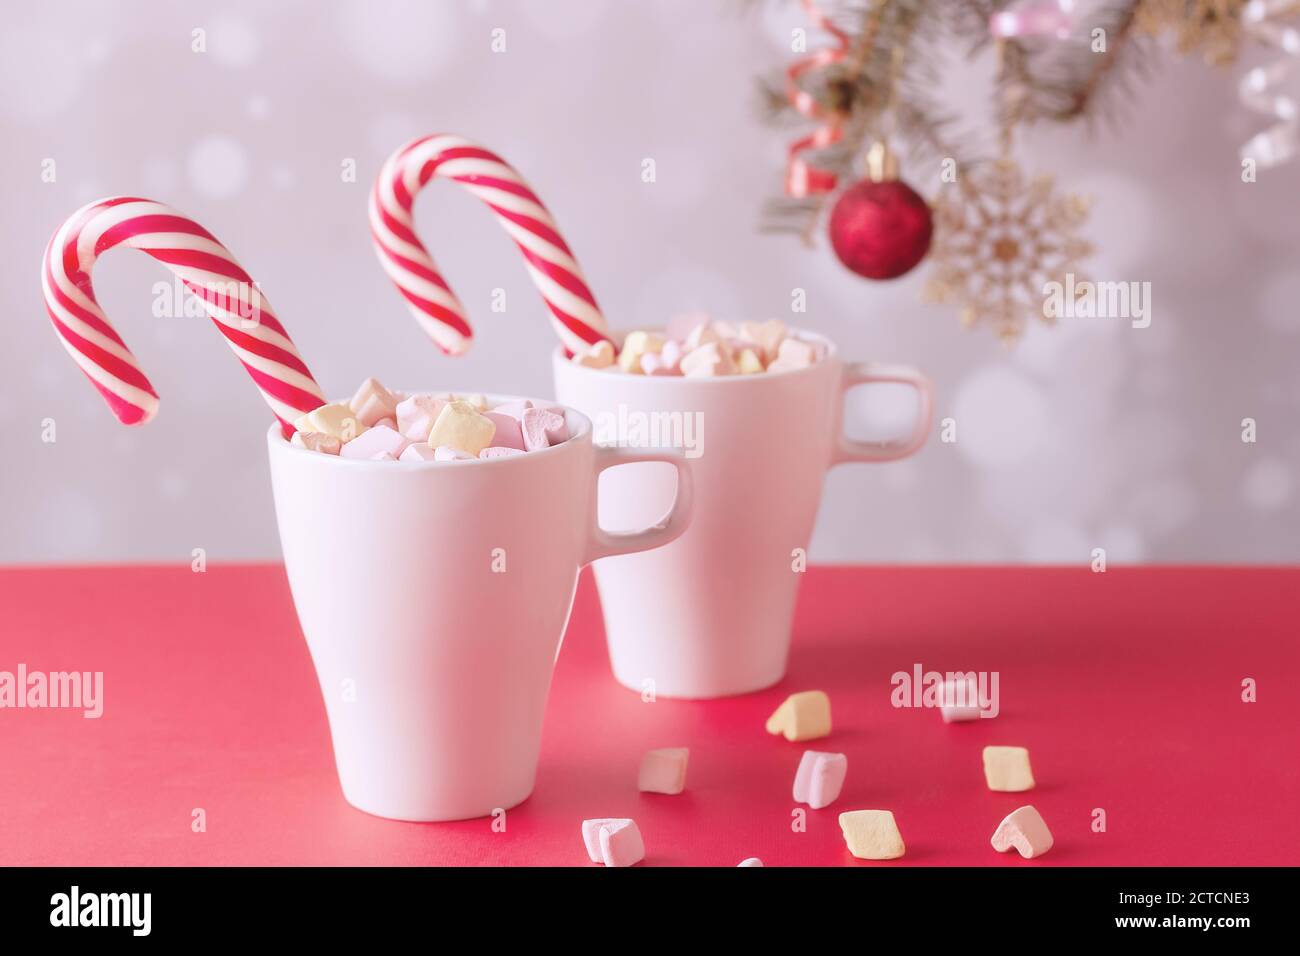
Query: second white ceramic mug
268 398 693 821
554 333 932 699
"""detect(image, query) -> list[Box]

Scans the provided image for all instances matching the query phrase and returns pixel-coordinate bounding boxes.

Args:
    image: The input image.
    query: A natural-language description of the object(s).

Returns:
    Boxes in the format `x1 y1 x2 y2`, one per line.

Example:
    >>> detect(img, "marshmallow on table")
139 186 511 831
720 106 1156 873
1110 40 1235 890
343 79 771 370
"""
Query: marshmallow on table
793 751 847 809
983 746 1035 792
484 411 525 450
991 806 1054 859
350 377 400 427
521 407 568 451
294 402 366 441
940 677 982 723
395 394 447 442
581 818 645 867
339 424 408 460
573 340 616 369
766 337 817 373
617 330 666 373
737 858 763 867
290 431 341 455
765 690 832 742
434 445 476 461
838 810 906 860
637 747 689 795
426 401 496 457
399 443 438 462
480 446 524 459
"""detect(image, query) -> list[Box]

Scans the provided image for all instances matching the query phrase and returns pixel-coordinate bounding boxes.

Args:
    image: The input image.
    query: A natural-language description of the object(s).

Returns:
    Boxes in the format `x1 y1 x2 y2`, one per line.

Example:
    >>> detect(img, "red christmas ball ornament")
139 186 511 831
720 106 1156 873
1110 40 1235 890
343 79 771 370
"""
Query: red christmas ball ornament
828 175 933 280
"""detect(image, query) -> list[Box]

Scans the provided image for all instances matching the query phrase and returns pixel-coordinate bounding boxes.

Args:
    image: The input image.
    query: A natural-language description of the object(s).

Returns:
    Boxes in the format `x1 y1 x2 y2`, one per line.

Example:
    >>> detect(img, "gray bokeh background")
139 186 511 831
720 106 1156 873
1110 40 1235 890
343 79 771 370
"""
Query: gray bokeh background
3 0 1298 565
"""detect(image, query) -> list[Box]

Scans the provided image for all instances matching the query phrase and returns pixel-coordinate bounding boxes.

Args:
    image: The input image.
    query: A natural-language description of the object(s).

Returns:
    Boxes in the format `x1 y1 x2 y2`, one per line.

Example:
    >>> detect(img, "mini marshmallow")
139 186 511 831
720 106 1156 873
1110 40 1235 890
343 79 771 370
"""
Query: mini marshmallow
521 407 568 451
765 690 832 742
737 858 764 867
736 348 765 375
838 810 906 860
370 451 397 461
484 411 525 450
991 806 1054 859
491 399 534 420
339 424 408 460
940 677 982 723
458 393 489 411
399 443 438 462
573 340 616 369
427 401 496 457
349 377 400 427
741 319 787 361
374 416 398 431
680 341 734 377
290 431 341 455
294 402 367 442
793 751 847 809
637 747 689 795
684 322 721 351
983 746 1035 792
434 447 475 463
618 330 666 373
480 446 524 459
581 818 645 867
395 394 447 442
767 337 817 373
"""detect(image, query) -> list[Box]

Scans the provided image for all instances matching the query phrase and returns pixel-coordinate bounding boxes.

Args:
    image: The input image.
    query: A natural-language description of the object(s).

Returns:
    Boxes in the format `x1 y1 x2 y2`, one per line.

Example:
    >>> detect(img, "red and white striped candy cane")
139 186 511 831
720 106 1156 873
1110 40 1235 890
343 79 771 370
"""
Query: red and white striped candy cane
42 197 326 433
369 134 612 356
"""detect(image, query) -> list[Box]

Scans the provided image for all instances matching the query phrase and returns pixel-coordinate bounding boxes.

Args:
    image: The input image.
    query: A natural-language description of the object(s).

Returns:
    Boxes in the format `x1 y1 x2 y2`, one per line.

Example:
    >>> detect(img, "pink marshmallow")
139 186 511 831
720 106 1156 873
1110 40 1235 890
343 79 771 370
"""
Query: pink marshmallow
433 445 476 462
637 747 689 795
484 411 525 449
395 394 447 442
490 399 534 421
480 446 524 459
399 443 438 462
521 407 568 451
792 750 847 809
374 416 397 431
991 805 1054 859
340 425 409 460
370 451 397 461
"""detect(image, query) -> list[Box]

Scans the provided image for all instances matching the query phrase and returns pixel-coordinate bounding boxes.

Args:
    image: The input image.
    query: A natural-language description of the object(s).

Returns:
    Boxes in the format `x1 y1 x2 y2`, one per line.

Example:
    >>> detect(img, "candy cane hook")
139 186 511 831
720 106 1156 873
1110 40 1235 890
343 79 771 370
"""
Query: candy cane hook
42 197 325 433
369 134 612 357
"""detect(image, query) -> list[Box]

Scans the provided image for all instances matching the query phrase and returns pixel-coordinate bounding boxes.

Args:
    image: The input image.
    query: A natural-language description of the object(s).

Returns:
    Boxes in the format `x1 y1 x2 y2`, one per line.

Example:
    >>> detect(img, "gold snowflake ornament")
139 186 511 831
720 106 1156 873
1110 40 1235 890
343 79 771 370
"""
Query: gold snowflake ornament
924 158 1093 344
1134 0 1247 67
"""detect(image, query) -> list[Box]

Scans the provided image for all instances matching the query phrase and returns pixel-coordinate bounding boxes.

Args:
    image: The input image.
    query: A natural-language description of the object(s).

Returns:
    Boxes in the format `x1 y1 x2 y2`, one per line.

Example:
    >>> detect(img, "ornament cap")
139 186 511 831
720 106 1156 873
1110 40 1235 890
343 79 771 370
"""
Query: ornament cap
866 141 900 182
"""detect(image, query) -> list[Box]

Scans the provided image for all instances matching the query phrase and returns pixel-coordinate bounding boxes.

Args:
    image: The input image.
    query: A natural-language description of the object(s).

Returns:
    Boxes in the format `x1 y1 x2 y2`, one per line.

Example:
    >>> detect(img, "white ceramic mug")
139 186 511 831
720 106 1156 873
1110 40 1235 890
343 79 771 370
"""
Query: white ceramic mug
267 398 693 821
554 333 932 699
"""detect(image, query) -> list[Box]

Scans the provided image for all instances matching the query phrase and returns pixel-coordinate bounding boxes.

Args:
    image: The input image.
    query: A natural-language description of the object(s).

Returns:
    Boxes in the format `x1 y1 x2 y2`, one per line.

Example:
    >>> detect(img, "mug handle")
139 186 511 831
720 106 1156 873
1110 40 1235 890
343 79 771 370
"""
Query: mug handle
832 361 934 466
584 444 695 565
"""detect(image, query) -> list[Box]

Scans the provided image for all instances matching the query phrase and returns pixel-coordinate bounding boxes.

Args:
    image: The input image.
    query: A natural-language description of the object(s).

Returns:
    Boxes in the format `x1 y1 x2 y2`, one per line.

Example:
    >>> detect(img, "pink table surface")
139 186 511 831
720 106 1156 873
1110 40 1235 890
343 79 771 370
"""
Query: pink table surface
0 564 1295 866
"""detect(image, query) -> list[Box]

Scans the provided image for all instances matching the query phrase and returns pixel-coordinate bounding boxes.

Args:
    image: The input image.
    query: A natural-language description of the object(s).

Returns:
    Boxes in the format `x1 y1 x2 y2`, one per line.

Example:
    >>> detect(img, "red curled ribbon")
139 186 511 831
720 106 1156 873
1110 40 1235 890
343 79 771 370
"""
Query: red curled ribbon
784 0 851 197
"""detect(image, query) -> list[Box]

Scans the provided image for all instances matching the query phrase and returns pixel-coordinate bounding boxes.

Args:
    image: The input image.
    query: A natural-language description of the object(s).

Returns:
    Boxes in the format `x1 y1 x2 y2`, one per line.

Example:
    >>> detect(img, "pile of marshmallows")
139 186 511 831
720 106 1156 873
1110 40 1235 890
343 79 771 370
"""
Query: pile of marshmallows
289 378 569 462
571 317 823 377
583 688 1053 867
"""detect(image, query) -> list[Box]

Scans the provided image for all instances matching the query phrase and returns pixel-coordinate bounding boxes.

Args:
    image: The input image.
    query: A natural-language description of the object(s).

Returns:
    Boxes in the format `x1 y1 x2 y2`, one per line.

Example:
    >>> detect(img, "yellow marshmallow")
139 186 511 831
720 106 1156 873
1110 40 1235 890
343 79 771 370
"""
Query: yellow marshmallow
736 348 765 374
982 746 1036 792
838 810 906 860
294 402 367 442
764 690 831 742
573 340 616 369
617 331 666 374
427 400 496 456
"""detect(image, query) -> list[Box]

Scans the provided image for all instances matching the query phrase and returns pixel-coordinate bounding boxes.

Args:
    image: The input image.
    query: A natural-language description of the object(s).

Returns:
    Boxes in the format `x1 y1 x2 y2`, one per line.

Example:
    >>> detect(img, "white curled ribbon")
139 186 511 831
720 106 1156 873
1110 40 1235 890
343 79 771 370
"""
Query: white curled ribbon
1239 0 1300 169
